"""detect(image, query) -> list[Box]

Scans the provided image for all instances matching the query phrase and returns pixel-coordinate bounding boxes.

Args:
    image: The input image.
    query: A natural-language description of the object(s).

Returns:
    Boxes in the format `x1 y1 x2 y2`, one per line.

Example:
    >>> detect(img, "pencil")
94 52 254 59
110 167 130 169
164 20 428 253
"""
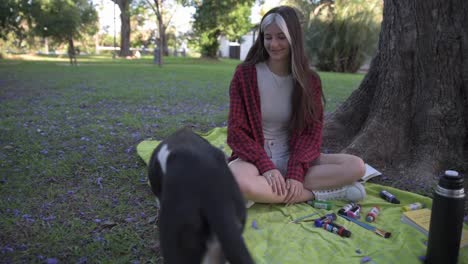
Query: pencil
289 212 319 223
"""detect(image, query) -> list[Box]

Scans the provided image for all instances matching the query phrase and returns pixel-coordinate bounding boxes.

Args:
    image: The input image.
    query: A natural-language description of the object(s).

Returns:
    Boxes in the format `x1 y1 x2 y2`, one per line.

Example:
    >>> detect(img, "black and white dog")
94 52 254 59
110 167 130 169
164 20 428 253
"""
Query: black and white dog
148 128 254 264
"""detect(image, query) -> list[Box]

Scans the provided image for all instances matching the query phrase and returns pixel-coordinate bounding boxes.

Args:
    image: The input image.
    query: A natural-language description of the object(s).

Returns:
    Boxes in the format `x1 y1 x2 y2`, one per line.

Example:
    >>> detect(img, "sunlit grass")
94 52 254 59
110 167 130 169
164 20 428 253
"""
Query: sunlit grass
0 55 364 262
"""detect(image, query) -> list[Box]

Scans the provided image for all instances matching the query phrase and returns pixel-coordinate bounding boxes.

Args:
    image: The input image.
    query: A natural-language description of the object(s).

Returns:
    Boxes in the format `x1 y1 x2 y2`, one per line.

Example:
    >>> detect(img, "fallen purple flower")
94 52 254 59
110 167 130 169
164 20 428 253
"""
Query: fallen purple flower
1 246 14 254
18 244 28 251
22 214 35 222
251 220 258 230
361 256 372 263
40 149 48 155
94 218 102 223
77 257 87 264
67 190 75 195
125 217 134 223
41 215 56 222
94 235 105 242
13 209 20 217
46 258 59 264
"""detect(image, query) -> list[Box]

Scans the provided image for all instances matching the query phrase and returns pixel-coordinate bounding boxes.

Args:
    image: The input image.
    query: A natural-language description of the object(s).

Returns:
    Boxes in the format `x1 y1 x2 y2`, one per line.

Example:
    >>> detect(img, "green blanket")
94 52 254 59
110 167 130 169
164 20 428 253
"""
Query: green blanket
137 127 468 263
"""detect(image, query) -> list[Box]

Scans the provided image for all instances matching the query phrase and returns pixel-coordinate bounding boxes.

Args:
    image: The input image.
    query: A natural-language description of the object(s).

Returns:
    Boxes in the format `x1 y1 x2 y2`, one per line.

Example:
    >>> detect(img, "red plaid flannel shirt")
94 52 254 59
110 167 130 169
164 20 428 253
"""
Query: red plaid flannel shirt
227 64 323 183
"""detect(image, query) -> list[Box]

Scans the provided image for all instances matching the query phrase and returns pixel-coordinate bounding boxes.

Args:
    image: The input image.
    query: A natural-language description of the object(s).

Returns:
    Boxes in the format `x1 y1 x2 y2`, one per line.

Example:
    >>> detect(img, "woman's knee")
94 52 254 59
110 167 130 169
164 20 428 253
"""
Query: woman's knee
346 155 366 180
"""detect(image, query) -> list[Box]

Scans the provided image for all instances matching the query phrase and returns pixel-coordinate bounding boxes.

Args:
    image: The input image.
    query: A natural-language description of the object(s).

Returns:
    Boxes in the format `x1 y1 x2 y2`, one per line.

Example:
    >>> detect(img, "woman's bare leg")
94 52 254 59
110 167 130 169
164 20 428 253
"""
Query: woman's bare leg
303 153 366 191
229 159 313 204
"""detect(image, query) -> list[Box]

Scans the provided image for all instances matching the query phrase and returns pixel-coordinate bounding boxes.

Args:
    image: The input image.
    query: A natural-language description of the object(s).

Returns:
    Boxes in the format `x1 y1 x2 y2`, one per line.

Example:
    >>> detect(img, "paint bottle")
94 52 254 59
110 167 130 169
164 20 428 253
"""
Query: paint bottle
380 190 400 204
365 206 380 222
426 170 465 264
402 202 425 212
346 204 361 219
323 222 351 238
307 200 333 210
314 213 337 227
338 203 356 215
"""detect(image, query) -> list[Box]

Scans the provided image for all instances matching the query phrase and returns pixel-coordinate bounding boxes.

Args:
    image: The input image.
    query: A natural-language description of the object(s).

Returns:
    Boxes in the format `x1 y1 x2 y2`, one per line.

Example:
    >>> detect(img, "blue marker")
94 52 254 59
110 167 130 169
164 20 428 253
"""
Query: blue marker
380 190 400 204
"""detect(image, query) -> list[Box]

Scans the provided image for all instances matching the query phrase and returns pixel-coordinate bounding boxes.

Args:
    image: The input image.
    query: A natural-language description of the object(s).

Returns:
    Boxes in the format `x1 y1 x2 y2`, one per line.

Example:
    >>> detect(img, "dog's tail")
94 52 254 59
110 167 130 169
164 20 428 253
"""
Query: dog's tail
205 205 254 264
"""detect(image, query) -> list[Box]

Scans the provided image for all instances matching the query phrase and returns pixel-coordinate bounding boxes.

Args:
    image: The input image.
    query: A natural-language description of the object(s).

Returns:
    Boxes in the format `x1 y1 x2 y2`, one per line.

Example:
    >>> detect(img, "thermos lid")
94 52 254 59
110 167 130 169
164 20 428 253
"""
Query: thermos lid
438 170 464 194
445 170 459 177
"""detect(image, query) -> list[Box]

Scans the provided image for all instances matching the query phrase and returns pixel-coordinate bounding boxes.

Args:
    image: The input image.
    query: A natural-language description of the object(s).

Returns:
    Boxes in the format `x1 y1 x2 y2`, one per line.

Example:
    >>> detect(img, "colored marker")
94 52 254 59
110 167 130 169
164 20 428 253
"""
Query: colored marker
380 190 400 204
289 212 319 224
338 203 356 215
313 213 337 227
307 200 333 210
323 222 351 238
347 204 361 219
366 206 380 222
402 202 425 211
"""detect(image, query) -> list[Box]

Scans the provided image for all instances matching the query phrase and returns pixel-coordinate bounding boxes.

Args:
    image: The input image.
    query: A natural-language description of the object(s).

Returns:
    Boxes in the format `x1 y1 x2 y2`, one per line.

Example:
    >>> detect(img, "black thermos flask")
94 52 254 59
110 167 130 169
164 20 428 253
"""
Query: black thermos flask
426 170 465 264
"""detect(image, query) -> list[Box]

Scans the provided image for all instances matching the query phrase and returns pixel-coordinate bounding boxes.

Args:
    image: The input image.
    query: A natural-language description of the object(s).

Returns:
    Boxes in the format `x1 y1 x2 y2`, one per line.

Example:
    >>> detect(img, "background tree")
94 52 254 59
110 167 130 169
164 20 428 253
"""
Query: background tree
192 0 254 58
111 0 133 57
31 0 98 65
323 0 468 194
143 0 168 65
0 0 33 50
302 0 382 73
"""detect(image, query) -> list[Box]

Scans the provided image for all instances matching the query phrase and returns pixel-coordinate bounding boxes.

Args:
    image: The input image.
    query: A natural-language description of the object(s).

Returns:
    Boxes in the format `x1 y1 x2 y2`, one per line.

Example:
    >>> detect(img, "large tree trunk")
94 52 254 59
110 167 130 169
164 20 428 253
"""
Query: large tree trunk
323 0 468 194
155 0 164 66
115 0 132 57
67 37 77 66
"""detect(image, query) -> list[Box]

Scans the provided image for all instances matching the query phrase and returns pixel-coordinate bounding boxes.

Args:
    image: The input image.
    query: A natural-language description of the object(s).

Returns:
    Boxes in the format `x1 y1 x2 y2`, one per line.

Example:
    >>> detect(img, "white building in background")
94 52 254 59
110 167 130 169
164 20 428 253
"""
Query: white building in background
218 29 258 61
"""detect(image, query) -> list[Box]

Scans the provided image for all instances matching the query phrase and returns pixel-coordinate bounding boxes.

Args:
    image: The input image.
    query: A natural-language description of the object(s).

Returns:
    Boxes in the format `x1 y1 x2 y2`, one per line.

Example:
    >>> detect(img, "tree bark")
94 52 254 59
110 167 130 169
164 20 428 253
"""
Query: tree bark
115 0 132 57
155 0 164 65
67 37 77 66
323 0 468 193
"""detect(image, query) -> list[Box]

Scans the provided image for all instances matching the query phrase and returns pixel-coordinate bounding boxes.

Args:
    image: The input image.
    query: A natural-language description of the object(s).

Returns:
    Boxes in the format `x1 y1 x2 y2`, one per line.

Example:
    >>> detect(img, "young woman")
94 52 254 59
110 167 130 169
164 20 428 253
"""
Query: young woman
227 6 366 206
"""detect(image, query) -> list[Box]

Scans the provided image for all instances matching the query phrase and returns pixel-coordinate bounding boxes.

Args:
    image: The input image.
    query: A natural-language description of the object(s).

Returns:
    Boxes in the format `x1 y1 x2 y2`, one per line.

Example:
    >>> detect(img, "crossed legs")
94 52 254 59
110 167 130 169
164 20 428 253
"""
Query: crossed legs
228 153 366 204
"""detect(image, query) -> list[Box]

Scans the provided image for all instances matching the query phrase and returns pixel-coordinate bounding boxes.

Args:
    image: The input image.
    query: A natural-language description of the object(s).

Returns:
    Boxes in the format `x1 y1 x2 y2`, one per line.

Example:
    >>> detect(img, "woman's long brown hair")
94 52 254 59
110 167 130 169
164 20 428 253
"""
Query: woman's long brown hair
243 5 323 132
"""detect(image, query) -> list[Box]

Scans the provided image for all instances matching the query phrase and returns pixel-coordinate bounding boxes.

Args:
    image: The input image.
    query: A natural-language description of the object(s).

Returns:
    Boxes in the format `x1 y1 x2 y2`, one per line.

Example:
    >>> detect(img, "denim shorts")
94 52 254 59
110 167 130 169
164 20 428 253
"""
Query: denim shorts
264 137 289 176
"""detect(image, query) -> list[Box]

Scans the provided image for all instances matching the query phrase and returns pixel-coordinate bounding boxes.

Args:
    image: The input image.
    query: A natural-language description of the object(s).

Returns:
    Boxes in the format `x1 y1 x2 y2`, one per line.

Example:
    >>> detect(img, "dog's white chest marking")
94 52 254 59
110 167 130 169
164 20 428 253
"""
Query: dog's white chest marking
202 235 225 264
157 144 170 175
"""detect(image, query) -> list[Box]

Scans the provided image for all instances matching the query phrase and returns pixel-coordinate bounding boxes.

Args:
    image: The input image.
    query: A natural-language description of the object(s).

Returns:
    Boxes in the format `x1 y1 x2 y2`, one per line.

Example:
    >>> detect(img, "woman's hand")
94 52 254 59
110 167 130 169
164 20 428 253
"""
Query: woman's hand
263 169 286 196
284 179 303 205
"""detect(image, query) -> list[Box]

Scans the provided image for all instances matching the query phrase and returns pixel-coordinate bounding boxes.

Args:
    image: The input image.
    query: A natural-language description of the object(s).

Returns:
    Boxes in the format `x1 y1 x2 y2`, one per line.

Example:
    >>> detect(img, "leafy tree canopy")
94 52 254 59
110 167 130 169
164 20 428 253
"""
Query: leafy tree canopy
31 0 98 43
192 0 255 57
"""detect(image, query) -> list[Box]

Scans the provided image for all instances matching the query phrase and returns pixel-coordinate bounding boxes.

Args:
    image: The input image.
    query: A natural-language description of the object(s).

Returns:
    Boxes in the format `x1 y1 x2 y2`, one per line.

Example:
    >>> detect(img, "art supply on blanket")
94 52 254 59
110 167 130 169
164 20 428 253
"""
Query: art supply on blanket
289 212 319 224
402 202 425 211
338 203 356 215
339 214 392 238
380 190 400 204
307 200 333 210
313 213 337 227
426 170 465 264
366 206 380 222
323 222 351 238
347 204 361 219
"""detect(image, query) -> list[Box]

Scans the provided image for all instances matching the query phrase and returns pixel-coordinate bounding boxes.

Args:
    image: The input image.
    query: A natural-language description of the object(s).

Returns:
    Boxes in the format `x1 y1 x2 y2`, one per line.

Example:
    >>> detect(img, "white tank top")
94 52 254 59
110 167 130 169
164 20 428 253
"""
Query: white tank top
256 62 293 167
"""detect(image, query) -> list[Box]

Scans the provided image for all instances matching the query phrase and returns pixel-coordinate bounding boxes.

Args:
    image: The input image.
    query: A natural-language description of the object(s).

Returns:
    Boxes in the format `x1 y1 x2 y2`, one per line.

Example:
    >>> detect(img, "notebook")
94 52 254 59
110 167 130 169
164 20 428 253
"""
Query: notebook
401 208 468 248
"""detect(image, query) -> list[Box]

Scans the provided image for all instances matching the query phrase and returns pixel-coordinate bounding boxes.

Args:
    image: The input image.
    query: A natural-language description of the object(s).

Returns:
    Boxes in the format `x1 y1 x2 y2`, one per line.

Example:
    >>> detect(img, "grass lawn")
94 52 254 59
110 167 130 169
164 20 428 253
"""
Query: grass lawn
0 55 364 263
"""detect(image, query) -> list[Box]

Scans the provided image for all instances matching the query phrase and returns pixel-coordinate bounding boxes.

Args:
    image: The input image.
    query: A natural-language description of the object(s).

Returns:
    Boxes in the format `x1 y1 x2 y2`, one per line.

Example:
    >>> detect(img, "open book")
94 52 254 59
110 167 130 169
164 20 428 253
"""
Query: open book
401 208 468 248
359 163 382 183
